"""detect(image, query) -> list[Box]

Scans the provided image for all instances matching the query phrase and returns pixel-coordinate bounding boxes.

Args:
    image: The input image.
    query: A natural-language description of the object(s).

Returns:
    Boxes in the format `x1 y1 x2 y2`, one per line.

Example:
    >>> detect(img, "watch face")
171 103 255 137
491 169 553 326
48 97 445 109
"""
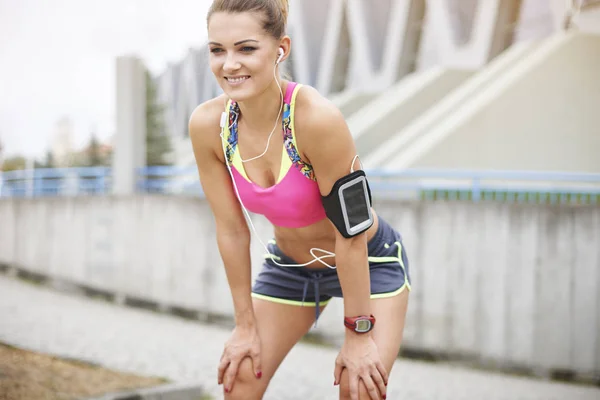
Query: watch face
355 319 372 333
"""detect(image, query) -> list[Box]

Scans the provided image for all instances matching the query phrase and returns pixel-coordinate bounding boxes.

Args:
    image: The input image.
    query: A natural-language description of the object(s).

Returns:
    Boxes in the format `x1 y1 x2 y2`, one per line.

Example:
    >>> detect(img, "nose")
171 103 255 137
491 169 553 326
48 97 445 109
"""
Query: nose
223 52 240 73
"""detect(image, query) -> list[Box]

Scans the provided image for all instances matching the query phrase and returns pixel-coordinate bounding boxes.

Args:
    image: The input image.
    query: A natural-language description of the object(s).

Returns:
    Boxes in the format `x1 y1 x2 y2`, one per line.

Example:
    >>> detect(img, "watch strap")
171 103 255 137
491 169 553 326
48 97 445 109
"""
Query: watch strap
344 314 376 333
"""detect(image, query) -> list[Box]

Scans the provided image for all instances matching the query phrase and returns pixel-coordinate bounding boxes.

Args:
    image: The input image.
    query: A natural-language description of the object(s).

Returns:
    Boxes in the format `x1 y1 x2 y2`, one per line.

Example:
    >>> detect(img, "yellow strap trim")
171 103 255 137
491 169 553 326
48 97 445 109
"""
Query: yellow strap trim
276 149 292 184
251 292 331 307
221 100 250 180
230 151 247 180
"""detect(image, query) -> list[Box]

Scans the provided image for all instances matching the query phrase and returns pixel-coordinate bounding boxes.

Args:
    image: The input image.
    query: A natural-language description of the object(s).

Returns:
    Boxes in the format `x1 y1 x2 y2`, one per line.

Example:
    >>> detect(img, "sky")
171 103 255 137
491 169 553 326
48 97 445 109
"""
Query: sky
0 0 213 159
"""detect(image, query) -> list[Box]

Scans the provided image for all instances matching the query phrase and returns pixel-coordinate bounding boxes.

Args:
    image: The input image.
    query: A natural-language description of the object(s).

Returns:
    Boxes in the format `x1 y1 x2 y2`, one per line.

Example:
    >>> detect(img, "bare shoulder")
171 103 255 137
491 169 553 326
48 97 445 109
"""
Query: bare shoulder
293 84 346 134
188 94 229 157
292 84 352 163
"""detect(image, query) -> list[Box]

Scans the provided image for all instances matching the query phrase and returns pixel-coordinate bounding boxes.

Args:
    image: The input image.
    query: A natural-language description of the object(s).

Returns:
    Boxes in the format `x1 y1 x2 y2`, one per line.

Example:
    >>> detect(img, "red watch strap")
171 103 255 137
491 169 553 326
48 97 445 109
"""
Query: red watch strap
344 314 376 331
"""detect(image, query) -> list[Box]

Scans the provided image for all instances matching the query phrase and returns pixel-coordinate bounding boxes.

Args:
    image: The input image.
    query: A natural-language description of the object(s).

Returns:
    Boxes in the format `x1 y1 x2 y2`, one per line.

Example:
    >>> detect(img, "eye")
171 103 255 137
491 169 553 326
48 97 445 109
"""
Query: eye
240 46 257 52
209 48 224 54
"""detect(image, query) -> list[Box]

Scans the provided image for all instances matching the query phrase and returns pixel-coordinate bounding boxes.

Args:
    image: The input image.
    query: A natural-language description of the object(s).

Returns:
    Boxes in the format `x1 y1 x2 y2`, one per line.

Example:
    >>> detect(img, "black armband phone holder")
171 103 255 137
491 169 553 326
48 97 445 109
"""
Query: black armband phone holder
321 170 374 239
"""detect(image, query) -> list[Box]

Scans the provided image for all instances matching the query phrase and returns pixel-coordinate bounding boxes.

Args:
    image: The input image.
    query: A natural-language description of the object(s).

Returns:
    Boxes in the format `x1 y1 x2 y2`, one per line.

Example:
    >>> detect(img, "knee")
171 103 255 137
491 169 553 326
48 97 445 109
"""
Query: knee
338 369 384 400
224 357 268 400
339 383 372 400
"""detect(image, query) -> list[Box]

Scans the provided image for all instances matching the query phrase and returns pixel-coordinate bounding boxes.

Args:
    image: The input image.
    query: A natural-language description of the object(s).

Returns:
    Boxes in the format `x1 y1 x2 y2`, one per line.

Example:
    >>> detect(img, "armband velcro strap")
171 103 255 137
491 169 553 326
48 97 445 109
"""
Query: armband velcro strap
321 170 374 239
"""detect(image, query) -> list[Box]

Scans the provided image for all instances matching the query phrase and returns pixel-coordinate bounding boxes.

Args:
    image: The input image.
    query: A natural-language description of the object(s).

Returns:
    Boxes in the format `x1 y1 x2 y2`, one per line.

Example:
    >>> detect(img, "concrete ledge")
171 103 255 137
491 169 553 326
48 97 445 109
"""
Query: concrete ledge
83 382 204 400
2 196 600 382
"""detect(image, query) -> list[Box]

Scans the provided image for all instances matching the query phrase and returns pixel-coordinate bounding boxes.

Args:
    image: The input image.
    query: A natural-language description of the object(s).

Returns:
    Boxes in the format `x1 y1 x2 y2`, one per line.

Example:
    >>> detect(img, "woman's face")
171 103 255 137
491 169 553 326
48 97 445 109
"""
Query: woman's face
208 12 281 101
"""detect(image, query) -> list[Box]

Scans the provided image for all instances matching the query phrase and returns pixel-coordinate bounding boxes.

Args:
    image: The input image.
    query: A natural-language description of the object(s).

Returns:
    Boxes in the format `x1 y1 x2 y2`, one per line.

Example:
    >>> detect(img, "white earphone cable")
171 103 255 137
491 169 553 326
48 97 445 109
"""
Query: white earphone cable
218 49 337 269
239 68 284 163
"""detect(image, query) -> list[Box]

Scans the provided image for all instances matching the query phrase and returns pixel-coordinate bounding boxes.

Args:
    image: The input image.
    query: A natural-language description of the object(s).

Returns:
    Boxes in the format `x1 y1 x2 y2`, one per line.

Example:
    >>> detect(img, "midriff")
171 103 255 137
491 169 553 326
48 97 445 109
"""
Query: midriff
273 210 380 268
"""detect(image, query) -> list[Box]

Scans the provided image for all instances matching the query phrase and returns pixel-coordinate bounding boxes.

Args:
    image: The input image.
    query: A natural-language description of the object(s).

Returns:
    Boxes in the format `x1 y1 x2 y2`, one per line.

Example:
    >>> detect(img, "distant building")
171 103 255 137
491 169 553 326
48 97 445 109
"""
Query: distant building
73 142 113 167
51 117 76 167
150 0 600 170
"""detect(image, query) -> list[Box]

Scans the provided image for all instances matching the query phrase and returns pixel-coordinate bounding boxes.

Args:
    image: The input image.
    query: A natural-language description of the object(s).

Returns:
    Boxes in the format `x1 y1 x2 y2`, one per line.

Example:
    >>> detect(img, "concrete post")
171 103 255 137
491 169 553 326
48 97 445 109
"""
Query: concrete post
26 158 34 197
113 56 146 196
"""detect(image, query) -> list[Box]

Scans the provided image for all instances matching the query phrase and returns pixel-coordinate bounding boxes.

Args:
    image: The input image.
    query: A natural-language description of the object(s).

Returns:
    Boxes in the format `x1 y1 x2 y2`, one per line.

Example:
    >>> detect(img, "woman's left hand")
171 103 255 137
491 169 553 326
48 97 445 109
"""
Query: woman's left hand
334 334 388 400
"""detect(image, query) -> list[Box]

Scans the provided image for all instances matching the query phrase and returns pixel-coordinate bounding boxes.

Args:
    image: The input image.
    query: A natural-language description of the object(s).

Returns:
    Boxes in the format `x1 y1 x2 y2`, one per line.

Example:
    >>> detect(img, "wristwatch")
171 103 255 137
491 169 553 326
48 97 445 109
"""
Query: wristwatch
344 315 376 333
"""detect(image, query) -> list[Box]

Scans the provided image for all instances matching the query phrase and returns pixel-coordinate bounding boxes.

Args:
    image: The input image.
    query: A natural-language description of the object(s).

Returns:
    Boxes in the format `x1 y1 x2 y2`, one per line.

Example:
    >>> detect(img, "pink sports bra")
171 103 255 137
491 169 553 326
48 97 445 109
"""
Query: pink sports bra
221 82 327 228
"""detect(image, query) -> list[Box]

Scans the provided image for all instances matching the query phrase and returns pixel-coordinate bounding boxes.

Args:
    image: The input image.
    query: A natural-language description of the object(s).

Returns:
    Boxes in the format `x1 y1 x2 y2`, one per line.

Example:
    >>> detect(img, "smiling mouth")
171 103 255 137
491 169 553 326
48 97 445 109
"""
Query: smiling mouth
225 76 250 84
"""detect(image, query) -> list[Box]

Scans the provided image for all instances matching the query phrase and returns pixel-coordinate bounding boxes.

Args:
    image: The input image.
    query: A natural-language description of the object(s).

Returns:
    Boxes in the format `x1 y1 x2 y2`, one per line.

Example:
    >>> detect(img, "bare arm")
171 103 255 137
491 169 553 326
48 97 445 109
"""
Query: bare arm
189 101 256 328
296 90 371 321
297 87 388 400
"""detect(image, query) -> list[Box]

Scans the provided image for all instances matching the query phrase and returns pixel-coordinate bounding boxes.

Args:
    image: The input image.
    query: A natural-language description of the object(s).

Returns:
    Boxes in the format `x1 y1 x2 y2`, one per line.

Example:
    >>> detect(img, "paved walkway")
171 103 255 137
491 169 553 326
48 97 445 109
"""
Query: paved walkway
0 275 598 400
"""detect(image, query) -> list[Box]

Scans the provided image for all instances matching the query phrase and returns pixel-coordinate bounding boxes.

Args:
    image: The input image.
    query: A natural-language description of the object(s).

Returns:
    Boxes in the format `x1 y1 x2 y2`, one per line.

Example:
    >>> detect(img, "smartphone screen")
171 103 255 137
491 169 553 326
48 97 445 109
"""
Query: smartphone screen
342 179 371 229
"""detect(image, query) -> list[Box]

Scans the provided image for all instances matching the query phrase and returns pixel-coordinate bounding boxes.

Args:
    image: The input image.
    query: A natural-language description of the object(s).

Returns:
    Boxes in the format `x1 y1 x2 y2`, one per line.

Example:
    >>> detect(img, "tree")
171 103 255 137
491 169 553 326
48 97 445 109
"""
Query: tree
44 150 55 168
1 155 27 172
87 134 104 166
145 69 172 166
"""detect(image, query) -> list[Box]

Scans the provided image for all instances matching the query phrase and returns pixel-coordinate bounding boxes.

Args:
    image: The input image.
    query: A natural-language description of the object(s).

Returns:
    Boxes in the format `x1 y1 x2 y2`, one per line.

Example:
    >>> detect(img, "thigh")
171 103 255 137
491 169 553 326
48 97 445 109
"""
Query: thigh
338 289 410 400
370 289 410 369
225 297 326 399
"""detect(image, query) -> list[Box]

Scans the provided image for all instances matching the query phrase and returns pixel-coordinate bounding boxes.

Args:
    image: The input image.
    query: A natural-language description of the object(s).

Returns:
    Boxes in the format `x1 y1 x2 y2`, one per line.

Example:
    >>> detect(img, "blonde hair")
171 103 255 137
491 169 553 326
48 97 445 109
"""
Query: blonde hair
207 0 290 39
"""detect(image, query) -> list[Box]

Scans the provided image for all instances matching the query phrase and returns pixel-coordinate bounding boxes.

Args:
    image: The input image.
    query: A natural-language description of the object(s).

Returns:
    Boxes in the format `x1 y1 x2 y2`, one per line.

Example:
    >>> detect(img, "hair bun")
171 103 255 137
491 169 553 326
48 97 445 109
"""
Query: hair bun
277 0 289 22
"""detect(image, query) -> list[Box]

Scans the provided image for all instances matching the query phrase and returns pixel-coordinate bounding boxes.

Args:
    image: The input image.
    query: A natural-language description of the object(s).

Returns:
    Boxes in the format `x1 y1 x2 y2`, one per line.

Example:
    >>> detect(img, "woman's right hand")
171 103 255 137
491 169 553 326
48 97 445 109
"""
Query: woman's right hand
217 324 263 393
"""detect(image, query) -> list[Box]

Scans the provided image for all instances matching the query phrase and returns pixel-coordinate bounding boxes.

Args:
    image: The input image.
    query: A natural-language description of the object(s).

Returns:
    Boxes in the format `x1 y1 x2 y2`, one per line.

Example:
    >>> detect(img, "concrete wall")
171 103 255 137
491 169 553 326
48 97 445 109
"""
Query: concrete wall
328 91 378 118
153 0 600 173
157 0 568 145
347 67 474 159
380 32 600 173
574 3 600 34
364 38 540 168
1 196 598 377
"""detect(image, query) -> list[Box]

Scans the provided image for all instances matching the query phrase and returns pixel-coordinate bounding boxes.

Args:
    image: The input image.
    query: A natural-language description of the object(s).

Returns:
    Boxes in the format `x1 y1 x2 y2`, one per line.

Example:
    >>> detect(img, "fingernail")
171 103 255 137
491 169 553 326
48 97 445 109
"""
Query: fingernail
383 395 387 399
225 388 229 393
334 380 338 386
256 371 262 379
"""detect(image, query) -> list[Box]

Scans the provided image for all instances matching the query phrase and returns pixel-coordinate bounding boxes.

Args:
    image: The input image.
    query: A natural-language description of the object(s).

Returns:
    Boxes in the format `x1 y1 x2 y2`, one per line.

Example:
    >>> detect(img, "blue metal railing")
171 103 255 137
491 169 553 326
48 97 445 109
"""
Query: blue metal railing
364 168 600 204
1 166 599 204
0 167 111 198
136 165 198 194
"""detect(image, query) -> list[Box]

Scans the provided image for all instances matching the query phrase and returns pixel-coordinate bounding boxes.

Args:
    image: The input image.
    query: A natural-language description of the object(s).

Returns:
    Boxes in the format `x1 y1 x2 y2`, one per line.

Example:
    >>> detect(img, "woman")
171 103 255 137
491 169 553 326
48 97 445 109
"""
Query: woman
189 1 411 399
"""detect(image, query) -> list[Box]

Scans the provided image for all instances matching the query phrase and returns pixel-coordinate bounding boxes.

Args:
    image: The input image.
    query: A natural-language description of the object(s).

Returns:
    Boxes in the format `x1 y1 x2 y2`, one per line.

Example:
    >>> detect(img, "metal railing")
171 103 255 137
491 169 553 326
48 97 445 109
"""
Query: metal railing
0 167 111 198
1 166 599 204
366 168 600 204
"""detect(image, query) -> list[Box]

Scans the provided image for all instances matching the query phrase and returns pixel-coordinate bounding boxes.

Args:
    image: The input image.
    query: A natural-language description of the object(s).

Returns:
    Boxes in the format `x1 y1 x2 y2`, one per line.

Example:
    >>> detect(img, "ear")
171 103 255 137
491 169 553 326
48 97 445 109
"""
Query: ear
277 36 291 63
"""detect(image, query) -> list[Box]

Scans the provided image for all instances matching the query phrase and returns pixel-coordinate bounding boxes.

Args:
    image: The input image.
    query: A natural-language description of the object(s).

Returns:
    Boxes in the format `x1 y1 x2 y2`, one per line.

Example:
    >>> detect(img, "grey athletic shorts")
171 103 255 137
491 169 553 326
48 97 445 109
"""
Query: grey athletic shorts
251 216 411 321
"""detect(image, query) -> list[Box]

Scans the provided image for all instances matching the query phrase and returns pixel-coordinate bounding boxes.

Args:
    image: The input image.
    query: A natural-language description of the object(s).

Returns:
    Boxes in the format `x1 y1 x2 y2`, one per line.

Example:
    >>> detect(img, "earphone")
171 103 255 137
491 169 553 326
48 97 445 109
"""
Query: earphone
217 45 338 269
234 47 285 164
